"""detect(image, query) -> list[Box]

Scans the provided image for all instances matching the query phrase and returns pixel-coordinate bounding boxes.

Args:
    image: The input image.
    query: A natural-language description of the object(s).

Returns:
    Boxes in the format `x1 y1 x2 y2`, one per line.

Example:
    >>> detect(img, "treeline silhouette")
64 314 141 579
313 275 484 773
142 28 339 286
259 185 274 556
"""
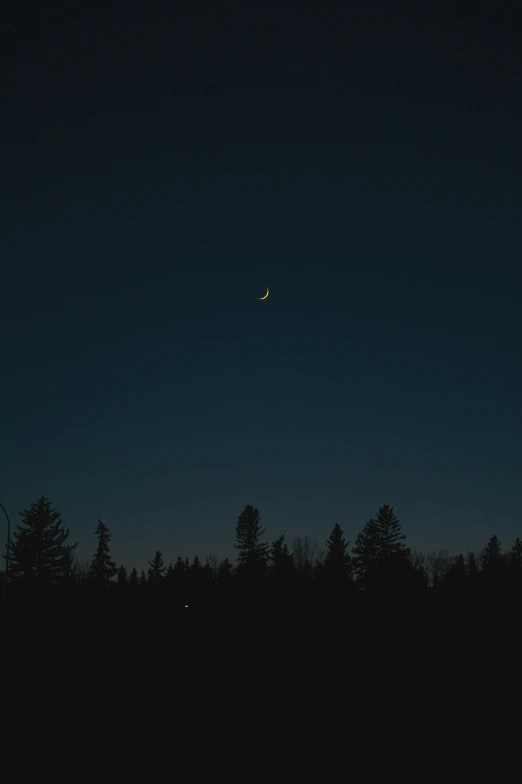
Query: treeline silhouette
1 497 521 666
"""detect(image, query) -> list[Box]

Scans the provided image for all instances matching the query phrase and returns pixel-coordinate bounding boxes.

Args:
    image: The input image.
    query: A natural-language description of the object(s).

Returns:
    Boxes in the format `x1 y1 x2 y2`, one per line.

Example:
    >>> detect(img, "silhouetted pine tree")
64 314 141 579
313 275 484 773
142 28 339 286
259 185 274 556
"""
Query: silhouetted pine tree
218 557 234 584
9 497 77 587
375 505 412 587
269 534 294 579
117 564 128 586
147 550 165 584
352 506 412 590
352 518 380 586
509 537 522 567
90 520 117 586
129 567 139 587
466 552 479 582
481 535 502 569
374 505 409 560
480 536 508 599
139 569 147 587
481 535 506 582
234 505 268 578
191 555 202 572
324 523 352 582
509 537 522 591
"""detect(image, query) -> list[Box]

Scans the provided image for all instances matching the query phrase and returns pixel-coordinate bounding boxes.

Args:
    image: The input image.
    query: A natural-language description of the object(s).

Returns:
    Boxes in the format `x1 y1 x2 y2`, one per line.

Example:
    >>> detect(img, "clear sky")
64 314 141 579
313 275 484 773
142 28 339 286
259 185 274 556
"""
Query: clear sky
2 1 521 571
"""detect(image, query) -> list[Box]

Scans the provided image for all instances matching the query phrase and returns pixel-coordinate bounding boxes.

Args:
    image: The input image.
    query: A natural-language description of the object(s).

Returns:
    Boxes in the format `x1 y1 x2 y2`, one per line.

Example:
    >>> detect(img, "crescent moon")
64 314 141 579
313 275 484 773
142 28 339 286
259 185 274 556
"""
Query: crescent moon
259 288 269 300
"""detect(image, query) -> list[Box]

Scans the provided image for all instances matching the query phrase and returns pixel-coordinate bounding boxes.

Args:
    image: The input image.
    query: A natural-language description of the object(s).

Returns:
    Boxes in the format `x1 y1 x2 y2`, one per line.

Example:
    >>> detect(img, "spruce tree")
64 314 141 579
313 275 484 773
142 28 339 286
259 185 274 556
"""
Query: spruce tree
129 567 139 587
352 505 410 588
373 504 409 561
509 537 522 566
218 557 234 583
481 535 503 576
509 537 522 589
90 519 117 585
352 518 380 584
375 504 410 585
147 550 165 584
270 534 294 578
324 523 352 580
466 552 479 578
117 564 128 586
234 504 268 577
10 497 77 587
481 535 508 592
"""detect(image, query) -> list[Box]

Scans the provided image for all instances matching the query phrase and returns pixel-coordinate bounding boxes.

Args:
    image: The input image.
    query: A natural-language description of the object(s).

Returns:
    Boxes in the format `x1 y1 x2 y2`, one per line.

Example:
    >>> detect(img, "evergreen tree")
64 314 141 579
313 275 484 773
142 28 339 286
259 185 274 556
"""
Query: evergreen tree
218 557 234 583
10 497 77 587
175 556 187 573
466 552 479 578
165 563 175 583
373 504 409 561
374 504 411 588
508 537 522 589
139 569 147 587
90 519 117 585
234 504 268 577
147 550 165 584
129 567 139 587
324 523 352 581
481 535 503 574
269 534 294 579
352 505 411 588
352 518 380 585
509 537 522 566
481 535 507 594
191 555 202 572
117 564 128 586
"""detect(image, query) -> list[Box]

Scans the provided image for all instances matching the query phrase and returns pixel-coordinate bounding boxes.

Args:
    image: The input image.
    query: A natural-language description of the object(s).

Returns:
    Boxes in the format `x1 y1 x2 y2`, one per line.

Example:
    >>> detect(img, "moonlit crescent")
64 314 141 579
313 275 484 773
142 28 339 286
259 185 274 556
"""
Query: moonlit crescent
259 288 269 300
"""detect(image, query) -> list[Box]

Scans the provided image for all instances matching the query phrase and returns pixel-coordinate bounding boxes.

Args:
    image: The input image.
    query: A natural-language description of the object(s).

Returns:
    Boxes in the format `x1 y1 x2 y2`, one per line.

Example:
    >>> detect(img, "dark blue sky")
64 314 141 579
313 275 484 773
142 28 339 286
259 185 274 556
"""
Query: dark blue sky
2 1 521 570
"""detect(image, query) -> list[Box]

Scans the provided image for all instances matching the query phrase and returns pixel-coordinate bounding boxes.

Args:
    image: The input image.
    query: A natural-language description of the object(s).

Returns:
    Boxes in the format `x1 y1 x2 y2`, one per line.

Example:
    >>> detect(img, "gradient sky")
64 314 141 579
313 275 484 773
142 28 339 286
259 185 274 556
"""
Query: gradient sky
2 1 521 571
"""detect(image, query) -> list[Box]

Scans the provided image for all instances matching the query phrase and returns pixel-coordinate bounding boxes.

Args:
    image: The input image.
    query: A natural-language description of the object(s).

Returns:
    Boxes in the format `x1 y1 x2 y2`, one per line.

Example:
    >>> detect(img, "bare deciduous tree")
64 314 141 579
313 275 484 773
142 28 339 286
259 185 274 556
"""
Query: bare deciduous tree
410 550 426 571
72 557 91 583
292 537 318 573
424 549 453 585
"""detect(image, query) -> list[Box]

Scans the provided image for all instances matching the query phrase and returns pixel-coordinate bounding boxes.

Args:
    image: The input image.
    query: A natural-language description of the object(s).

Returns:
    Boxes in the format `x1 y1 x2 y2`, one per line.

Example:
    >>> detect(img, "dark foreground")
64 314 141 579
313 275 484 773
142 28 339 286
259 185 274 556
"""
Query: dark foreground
3 582 521 675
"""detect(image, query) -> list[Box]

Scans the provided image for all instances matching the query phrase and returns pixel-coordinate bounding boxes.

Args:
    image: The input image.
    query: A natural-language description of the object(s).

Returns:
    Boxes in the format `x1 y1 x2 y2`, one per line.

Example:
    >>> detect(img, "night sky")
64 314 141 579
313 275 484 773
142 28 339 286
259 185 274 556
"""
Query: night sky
2 1 521 571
